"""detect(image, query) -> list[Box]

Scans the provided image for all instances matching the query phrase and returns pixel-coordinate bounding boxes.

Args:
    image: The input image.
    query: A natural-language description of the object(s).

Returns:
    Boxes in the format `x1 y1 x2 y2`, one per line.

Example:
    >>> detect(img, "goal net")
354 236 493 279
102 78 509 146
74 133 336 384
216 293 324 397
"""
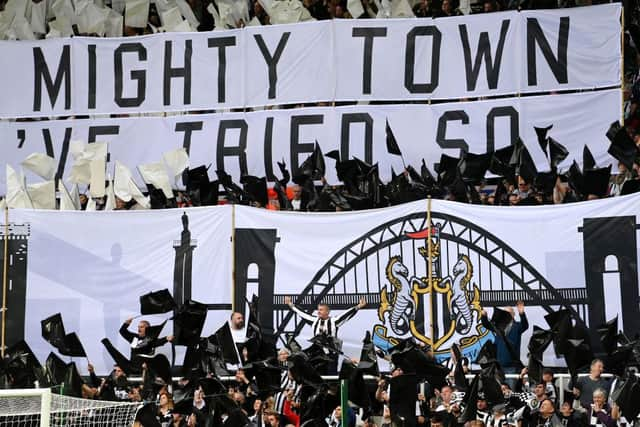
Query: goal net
0 389 143 427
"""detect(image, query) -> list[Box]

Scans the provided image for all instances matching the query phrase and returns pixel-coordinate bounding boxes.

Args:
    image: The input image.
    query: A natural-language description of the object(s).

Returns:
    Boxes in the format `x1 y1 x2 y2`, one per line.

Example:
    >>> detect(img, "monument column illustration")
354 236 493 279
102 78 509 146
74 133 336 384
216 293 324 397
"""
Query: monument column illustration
0 222 31 349
173 213 197 336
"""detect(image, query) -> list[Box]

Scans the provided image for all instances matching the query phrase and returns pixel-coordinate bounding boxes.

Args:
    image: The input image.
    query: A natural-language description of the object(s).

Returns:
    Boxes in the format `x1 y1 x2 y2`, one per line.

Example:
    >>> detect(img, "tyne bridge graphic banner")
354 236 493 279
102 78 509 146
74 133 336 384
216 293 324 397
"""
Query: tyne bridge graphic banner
3 193 639 373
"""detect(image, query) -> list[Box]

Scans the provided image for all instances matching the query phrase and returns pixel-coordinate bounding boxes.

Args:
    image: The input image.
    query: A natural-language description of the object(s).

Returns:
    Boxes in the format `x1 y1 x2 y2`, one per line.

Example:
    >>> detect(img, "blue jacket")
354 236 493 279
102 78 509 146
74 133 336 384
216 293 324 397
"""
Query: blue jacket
481 312 529 368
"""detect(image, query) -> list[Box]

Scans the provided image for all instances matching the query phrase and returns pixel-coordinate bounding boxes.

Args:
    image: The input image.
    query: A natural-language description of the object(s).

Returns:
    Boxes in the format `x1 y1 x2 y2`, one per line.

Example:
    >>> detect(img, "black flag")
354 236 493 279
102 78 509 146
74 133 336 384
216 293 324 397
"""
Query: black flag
385 120 402 156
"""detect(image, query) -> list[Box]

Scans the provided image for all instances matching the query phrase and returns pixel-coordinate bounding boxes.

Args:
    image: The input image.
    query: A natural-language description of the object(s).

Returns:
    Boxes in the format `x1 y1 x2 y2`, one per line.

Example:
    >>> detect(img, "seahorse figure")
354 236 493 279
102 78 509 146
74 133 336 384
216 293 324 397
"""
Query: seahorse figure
378 256 416 335
441 255 475 335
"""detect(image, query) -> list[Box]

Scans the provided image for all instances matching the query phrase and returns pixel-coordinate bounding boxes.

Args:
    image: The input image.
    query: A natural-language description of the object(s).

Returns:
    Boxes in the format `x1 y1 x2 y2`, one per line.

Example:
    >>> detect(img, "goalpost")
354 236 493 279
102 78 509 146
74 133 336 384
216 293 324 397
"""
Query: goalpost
0 388 143 427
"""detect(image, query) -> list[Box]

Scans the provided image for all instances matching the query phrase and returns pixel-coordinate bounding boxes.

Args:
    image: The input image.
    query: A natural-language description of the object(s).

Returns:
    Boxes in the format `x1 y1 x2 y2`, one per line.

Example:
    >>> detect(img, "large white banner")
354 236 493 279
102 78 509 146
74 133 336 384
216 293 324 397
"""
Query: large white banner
234 194 640 368
5 206 233 374
4 193 639 372
0 4 620 118
0 89 621 195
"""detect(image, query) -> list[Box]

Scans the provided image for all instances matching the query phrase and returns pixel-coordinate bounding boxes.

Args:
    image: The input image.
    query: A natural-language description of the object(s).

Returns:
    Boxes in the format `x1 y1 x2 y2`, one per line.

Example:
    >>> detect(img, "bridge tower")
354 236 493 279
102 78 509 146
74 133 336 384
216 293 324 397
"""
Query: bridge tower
580 216 640 344
234 229 279 335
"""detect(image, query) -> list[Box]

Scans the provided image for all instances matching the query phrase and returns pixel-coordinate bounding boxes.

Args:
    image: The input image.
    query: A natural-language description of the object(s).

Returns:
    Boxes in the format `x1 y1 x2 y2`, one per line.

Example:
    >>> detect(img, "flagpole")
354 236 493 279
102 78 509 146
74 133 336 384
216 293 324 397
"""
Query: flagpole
340 379 348 427
1 206 8 358
231 203 236 312
426 197 435 350
621 6 625 126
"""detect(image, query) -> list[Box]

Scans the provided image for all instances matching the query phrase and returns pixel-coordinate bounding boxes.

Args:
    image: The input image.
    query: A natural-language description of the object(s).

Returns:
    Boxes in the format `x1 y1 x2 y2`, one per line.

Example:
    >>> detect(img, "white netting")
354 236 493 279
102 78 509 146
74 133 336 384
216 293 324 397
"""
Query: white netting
0 390 142 427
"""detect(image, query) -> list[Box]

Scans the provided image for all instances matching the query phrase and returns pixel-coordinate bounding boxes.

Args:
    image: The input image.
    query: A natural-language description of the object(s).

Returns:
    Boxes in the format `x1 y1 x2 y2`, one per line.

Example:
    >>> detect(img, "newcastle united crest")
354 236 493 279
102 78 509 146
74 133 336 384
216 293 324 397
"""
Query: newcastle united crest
372 224 492 362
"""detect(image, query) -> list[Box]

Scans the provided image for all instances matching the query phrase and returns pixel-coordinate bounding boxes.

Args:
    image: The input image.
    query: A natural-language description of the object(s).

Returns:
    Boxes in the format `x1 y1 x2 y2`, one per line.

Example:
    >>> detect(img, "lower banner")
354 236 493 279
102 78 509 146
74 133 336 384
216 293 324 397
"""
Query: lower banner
3 193 639 373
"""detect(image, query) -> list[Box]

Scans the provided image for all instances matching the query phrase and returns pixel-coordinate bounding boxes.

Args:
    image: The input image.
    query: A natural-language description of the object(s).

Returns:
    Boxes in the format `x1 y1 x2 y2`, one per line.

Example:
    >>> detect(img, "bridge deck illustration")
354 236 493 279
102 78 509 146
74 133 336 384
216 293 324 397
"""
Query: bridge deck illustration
273 212 591 338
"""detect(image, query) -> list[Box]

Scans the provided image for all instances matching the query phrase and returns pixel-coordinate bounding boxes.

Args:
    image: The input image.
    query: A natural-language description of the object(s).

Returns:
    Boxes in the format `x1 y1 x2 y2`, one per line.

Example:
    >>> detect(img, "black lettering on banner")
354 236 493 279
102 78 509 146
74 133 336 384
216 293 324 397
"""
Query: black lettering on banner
42 128 72 182
254 32 291 100
436 110 470 154
263 117 276 181
459 20 510 91
486 106 519 152
217 120 248 176
114 43 147 107
207 37 237 103
88 125 119 163
33 45 71 112
88 44 97 109
17 129 26 149
526 17 569 86
405 26 441 94
340 113 373 164
88 126 120 143
290 115 324 177
352 27 388 95
164 40 193 106
175 121 204 154
176 121 204 187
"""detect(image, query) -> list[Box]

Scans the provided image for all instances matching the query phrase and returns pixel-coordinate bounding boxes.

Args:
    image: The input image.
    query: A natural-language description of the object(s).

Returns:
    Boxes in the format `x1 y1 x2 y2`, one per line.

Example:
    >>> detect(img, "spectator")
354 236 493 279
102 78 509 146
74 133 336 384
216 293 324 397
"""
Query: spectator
481 301 529 377
572 359 610 407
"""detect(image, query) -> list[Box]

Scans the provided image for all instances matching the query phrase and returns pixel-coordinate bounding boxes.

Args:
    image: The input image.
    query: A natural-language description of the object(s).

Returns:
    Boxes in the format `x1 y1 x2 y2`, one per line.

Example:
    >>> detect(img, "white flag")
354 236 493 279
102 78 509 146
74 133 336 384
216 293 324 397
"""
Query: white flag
161 6 183 30
21 153 57 181
10 14 37 40
175 0 200 28
80 142 108 161
391 0 415 17
89 158 106 198
75 2 110 36
138 162 174 199
30 0 47 34
5 165 32 209
125 0 150 28
105 9 124 37
167 18 191 32
85 195 97 211
58 181 78 211
69 159 92 185
70 183 81 209
162 148 189 179
27 180 56 210
347 0 365 18
104 181 116 211
69 140 86 160
114 161 150 208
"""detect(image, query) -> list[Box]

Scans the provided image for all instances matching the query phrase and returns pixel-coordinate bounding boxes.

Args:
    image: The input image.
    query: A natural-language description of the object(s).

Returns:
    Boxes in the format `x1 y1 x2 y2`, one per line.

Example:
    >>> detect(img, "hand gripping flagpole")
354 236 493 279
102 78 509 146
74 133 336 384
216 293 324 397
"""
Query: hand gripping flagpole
621 6 625 126
1 205 8 358
427 197 435 351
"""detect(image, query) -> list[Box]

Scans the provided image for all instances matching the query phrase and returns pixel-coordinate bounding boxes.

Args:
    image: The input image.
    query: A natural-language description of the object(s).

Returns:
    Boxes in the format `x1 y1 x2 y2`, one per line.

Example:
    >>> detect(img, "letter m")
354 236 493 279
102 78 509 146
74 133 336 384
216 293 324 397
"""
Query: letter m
33 45 71 112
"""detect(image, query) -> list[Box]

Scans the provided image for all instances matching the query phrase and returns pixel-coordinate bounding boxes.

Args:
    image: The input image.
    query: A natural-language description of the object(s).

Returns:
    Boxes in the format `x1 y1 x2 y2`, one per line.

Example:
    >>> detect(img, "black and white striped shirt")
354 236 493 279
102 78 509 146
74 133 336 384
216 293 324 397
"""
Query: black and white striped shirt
274 370 300 413
289 304 360 337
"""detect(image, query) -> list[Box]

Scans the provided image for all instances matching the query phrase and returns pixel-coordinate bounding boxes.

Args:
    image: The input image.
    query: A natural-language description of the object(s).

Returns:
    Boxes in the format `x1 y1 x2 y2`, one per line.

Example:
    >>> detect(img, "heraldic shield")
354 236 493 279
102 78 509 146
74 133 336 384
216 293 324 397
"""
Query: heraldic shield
373 224 492 362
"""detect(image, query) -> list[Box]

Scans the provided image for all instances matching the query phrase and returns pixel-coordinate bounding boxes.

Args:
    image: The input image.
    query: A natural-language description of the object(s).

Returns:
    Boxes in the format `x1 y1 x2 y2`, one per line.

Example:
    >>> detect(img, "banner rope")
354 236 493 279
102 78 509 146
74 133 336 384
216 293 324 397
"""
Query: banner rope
1 205 9 358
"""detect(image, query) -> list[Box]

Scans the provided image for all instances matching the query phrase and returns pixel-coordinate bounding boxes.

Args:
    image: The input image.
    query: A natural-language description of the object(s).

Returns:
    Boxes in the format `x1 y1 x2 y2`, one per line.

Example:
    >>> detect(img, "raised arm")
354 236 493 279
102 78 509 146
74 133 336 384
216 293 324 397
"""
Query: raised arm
285 296 316 323
119 318 136 343
334 298 367 327
479 309 495 333
516 301 529 333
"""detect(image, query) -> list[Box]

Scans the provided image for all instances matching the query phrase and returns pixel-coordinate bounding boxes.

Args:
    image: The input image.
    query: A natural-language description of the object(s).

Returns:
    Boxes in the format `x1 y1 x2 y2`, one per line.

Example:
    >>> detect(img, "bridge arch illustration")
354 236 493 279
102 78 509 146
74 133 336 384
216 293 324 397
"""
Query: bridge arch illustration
273 212 589 340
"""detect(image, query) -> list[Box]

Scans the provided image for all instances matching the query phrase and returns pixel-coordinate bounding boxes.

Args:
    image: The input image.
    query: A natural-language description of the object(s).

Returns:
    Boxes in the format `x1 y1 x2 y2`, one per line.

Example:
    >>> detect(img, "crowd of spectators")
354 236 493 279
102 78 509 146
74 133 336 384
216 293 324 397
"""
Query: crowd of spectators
0 0 624 40
5 298 640 427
